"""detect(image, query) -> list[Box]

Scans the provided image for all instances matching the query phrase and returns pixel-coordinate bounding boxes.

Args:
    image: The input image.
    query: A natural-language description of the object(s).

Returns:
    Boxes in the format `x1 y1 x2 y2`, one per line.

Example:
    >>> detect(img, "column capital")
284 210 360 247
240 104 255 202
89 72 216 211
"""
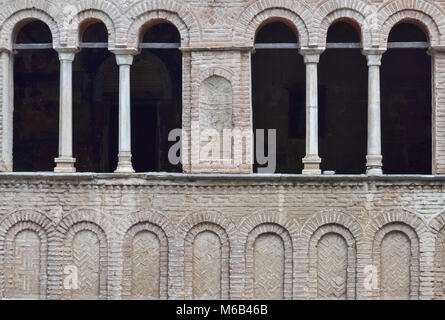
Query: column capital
0 47 12 54
362 49 385 66
427 45 445 55
55 47 79 62
111 48 139 66
299 48 324 63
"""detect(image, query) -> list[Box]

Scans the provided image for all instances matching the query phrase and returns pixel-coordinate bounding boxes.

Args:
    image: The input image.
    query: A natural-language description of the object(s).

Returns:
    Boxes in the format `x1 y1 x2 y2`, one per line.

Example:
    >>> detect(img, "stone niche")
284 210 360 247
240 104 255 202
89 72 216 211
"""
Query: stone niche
198 75 234 166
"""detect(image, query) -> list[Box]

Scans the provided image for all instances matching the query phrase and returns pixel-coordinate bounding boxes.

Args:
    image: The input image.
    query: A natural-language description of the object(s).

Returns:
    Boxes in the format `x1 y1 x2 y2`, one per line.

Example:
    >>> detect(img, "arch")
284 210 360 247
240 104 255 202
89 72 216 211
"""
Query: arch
197 67 234 86
244 222 293 299
119 210 172 300
307 224 356 300
126 12 188 49
125 0 201 49
57 0 123 47
0 8 60 50
429 211 445 298
301 209 363 242
178 211 236 299
122 221 168 300
371 222 420 299
60 221 108 300
56 209 110 300
184 222 230 299
379 0 445 47
70 10 117 48
365 209 428 238
235 6 309 47
317 8 371 47
0 209 54 299
238 211 297 299
126 0 201 45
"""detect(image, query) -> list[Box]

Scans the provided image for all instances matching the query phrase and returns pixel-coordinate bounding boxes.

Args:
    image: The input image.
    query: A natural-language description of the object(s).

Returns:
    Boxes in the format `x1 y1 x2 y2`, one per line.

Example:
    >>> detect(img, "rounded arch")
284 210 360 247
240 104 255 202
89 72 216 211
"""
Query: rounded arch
301 209 363 242
126 12 189 49
70 10 117 48
243 222 294 299
55 208 110 300
428 210 445 299
235 7 309 47
177 211 235 299
0 8 60 49
197 67 234 86
371 222 420 300
378 0 445 47
121 219 169 300
118 209 173 241
317 9 371 47
0 209 54 299
183 222 231 300
364 209 428 238
307 224 357 300
126 0 201 45
238 211 298 300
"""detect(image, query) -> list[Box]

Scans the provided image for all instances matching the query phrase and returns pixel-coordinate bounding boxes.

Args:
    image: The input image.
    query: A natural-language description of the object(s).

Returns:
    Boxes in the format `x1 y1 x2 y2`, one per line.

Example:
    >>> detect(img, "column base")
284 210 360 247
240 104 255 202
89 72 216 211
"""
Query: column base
114 152 135 173
302 155 322 175
54 157 76 173
366 155 383 175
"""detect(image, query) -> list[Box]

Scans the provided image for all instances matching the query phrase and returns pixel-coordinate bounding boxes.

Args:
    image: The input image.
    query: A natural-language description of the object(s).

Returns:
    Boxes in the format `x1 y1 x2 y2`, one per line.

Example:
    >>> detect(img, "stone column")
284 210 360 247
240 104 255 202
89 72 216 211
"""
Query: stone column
362 49 385 175
0 49 14 172
300 49 323 175
54 49 78 173
112 50 137 173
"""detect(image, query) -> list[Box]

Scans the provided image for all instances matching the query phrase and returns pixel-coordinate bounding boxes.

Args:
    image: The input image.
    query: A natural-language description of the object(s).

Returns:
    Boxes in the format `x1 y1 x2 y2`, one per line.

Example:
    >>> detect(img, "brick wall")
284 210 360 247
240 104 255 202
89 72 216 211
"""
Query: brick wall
0 0 444 300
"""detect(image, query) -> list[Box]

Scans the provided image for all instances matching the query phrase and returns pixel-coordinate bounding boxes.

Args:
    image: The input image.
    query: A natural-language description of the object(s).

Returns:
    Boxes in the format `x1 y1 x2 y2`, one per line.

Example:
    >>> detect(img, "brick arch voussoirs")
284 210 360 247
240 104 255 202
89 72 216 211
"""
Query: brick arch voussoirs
233 0 311 47
378 0 445 47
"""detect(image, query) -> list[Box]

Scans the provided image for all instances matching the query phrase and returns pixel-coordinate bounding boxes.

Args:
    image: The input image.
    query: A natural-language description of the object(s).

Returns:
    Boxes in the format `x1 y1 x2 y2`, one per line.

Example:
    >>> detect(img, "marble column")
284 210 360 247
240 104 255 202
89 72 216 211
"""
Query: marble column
0 49 14 172
54 49 78 173
113 50 136 173
362 49 385 175
300 49 324 175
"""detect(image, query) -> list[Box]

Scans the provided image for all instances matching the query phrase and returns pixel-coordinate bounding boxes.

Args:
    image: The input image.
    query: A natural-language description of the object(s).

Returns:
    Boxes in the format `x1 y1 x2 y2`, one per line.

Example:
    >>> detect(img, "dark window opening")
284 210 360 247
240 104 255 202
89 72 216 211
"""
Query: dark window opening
13 20 59 172
253 22 305 173
254 21 298 43
326 21 360 43
319 21 367 174
382 23 431 174
81 21 108 43
132 23 182 172
73 22 118 172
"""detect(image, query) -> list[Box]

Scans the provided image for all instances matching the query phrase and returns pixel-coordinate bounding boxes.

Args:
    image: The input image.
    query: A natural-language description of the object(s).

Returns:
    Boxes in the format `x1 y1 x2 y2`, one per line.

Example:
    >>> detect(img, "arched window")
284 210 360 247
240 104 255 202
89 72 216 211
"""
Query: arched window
13 20 58 172
319 21 367 174
131 23 182 172
252 21 305 173
72 21 118 173
381 23 432 174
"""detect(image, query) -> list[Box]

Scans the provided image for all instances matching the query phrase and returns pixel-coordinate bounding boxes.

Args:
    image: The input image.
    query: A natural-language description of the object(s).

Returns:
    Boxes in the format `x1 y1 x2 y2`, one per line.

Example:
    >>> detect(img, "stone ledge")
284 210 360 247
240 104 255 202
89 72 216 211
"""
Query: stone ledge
0 172 444 184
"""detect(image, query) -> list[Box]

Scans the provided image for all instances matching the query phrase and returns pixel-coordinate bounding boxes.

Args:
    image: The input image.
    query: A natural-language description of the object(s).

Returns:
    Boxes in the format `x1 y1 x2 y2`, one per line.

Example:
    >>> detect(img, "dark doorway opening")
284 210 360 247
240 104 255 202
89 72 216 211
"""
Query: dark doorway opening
319 21 368 174
381 23 432 174
13 20 59 172
252 21 305 173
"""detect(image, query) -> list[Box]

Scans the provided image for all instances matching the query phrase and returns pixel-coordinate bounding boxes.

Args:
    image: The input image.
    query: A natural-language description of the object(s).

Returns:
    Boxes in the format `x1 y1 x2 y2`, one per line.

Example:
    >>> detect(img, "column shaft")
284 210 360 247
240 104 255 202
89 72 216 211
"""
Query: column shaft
114 53 135 173
300 50 323 175
363 50 384 175
55 51 76 173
